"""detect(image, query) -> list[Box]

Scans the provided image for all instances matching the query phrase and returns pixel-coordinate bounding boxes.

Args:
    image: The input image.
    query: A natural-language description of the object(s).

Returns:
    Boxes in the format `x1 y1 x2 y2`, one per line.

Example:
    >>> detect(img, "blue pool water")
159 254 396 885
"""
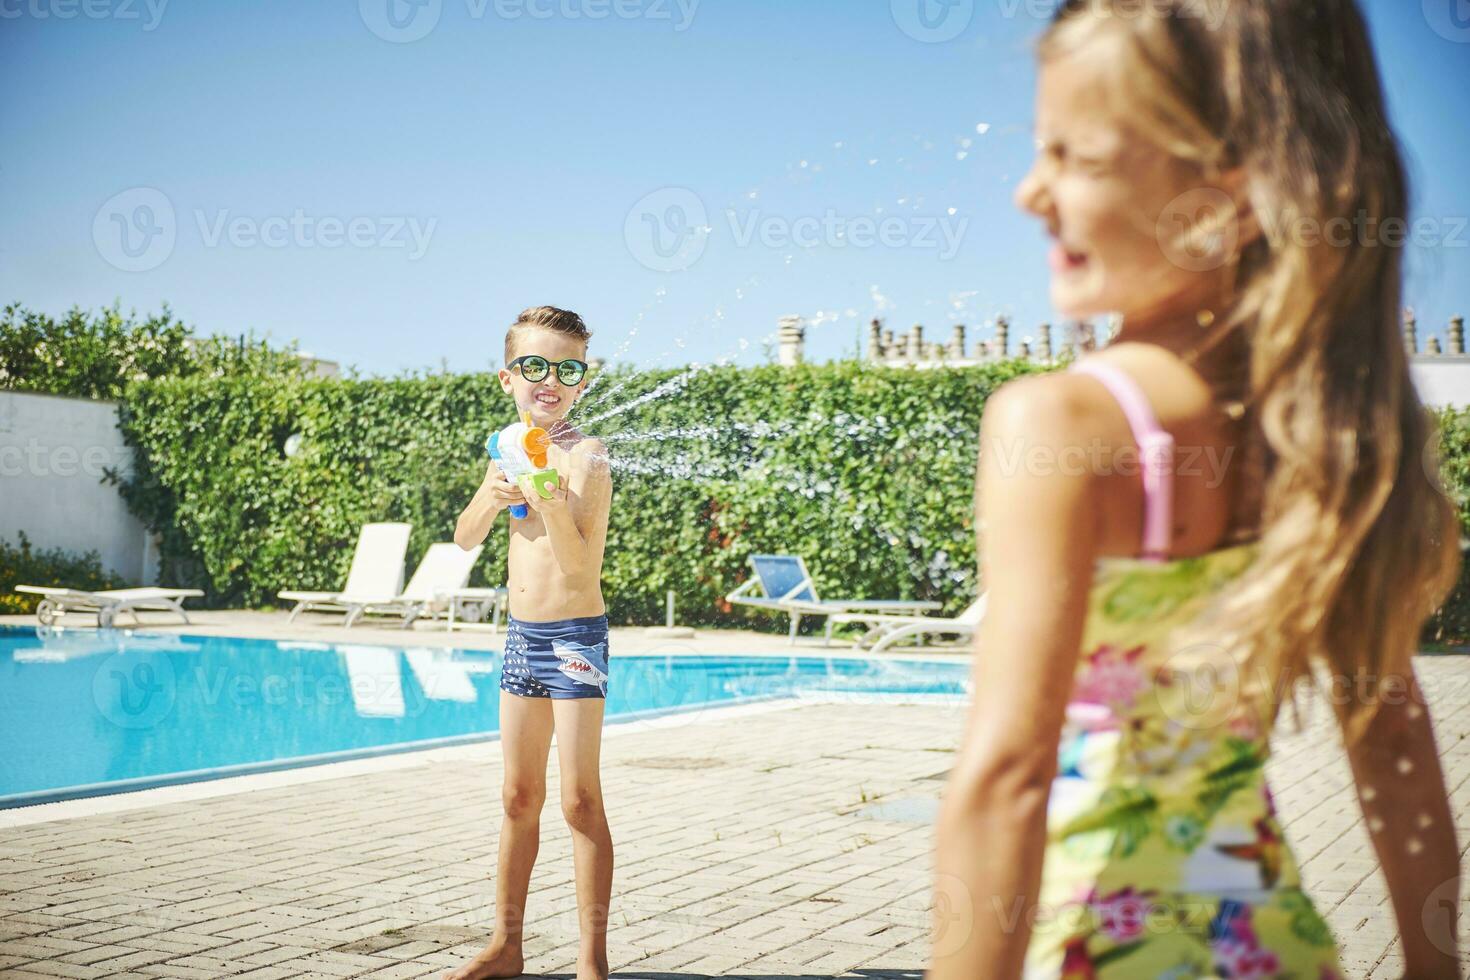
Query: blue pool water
0 625 968 808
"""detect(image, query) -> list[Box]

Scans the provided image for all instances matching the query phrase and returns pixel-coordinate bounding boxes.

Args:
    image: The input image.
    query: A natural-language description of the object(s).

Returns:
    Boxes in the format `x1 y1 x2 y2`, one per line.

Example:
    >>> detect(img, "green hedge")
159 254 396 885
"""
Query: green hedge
1425 406 1470 647
0 303 305 400
0 533 124 616
111 364 1470 641
114 361 1042 625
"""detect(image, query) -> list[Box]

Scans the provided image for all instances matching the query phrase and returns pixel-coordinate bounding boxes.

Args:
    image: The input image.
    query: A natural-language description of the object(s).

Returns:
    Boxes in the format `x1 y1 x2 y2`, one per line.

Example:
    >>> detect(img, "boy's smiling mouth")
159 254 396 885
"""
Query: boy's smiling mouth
533 391 562 408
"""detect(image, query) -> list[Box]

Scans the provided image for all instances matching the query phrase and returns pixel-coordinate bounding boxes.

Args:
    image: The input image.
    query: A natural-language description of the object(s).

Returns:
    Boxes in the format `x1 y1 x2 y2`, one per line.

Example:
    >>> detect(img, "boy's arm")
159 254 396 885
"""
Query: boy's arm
522 439 612 574
454 461 523 551
1340 668 1460 978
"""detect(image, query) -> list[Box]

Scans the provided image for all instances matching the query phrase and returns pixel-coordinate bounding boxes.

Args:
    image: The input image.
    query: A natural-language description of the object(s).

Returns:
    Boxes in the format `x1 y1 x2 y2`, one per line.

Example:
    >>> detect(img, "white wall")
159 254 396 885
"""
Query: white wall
1411 358 1470 409
0 391 156 582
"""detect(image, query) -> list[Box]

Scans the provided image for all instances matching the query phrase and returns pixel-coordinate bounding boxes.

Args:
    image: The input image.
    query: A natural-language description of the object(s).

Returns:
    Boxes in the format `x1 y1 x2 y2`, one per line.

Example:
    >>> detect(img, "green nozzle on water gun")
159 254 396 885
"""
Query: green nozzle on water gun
485 410 560 519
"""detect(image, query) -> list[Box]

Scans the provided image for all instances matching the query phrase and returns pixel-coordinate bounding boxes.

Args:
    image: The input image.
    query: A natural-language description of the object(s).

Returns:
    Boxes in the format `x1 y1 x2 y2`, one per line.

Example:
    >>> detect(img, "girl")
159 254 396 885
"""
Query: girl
931 1 1462 977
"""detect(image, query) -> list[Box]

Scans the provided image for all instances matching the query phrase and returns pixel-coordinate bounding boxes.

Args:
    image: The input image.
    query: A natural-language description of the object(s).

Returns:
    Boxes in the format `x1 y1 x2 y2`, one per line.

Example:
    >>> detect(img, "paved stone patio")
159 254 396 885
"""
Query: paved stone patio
0 643 1466 978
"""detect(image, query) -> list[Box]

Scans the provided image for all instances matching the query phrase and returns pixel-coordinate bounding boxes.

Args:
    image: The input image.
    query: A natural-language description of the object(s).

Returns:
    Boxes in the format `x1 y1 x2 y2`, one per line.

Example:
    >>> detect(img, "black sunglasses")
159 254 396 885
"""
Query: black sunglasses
507 354 588 386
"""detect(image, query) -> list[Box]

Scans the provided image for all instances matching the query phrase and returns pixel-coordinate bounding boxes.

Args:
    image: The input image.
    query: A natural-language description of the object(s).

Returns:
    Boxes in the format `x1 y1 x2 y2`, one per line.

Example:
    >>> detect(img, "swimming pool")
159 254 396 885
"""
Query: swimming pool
0 625 969 808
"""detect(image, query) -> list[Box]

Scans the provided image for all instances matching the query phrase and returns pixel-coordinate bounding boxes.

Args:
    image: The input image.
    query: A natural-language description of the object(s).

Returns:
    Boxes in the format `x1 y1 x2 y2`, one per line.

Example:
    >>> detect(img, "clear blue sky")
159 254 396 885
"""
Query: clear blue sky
3 0 1466 375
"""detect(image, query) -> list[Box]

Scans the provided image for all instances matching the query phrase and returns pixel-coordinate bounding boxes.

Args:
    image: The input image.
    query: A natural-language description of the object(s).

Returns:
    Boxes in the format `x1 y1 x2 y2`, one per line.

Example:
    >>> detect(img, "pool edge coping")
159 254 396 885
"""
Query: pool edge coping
0 696 819 829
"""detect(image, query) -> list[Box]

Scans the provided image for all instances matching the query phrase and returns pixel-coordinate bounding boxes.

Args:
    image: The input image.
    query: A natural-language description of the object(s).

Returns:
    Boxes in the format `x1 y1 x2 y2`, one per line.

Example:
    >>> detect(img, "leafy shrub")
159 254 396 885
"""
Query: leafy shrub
113 361 1043 622
0 533 125 615
1423 406 1470 647
109 365 1470 644
0 303 306 400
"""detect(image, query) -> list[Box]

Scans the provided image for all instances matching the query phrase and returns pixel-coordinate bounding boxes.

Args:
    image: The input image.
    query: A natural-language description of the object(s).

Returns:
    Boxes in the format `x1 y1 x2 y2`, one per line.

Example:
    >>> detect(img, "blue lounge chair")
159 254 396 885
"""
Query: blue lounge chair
724 554 941 644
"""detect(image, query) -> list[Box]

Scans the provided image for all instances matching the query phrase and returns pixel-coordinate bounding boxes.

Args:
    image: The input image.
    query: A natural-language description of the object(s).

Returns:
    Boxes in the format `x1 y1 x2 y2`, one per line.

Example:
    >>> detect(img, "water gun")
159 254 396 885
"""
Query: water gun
486 411 560 519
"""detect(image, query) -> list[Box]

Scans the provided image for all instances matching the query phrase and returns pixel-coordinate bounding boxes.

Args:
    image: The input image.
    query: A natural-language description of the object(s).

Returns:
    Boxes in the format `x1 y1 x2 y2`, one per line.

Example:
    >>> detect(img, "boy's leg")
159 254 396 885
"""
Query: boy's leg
550 697 613 980
444 690 553 980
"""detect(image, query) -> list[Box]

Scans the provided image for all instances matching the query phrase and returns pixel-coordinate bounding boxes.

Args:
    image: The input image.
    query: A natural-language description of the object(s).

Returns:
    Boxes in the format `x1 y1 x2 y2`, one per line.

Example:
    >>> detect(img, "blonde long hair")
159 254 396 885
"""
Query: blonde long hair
1041 0 1461 740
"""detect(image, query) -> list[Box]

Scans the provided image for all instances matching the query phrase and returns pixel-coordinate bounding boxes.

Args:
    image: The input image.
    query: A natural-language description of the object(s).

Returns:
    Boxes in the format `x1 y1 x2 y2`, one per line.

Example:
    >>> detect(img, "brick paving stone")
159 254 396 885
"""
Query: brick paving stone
0 656 1466 977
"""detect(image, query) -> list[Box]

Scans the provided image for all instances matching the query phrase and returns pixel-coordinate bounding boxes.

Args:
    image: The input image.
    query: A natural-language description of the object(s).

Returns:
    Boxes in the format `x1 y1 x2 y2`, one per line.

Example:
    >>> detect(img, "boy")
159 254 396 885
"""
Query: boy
447 306 614 980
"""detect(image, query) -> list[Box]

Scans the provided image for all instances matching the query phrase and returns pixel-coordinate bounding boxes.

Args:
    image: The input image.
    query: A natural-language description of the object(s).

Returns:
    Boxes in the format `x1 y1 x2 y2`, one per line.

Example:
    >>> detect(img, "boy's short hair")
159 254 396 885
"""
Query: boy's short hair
505 306 591 363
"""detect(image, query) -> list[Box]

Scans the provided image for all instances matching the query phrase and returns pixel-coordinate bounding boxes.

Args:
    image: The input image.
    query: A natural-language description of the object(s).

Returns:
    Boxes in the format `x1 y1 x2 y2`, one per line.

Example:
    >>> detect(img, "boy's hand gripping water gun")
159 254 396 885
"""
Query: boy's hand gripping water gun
486 411 560 520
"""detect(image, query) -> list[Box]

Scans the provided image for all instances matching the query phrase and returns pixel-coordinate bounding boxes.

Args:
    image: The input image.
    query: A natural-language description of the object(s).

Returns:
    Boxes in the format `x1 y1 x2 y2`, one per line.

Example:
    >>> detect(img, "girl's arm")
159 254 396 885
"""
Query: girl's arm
1340 669 1460 978
930 377 1100 979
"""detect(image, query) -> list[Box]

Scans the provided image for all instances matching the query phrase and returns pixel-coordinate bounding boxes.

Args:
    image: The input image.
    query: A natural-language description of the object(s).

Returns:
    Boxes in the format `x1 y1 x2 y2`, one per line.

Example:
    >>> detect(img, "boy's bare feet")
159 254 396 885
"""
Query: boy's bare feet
576 955 609 980
441 938 524 980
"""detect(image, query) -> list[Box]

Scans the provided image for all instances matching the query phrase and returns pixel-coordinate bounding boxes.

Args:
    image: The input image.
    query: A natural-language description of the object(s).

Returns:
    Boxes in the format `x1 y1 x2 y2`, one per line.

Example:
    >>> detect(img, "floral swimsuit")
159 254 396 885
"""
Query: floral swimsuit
1023 360 1344 979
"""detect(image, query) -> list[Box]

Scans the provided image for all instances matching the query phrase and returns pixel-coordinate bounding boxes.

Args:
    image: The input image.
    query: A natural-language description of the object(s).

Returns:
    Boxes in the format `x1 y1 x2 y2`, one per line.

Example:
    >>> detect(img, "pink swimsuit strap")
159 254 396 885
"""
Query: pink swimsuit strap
1070 359 1174 562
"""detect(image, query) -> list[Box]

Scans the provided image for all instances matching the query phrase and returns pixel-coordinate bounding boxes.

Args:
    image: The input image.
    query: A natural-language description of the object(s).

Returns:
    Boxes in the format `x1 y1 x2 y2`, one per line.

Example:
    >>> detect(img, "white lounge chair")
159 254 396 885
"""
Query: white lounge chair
825 593 988 652
14 585 204 629
724 553 942 644
350 542 485 628
278 522 412 624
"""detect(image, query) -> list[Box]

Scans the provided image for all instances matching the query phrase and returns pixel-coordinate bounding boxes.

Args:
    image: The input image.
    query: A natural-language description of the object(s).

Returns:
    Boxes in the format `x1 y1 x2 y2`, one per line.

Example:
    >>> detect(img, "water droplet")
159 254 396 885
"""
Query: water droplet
1416 812 1433 829
976 122 991 135
1368 816 1385 833
1361 785 1377 802
956 151 968 161
1406 837 1423 855
1396 757 1414 775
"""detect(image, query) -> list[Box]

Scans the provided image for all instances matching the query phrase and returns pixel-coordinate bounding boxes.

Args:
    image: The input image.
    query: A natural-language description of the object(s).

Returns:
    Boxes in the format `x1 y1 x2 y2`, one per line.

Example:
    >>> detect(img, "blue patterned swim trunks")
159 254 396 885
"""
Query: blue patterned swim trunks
499 614 611 699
